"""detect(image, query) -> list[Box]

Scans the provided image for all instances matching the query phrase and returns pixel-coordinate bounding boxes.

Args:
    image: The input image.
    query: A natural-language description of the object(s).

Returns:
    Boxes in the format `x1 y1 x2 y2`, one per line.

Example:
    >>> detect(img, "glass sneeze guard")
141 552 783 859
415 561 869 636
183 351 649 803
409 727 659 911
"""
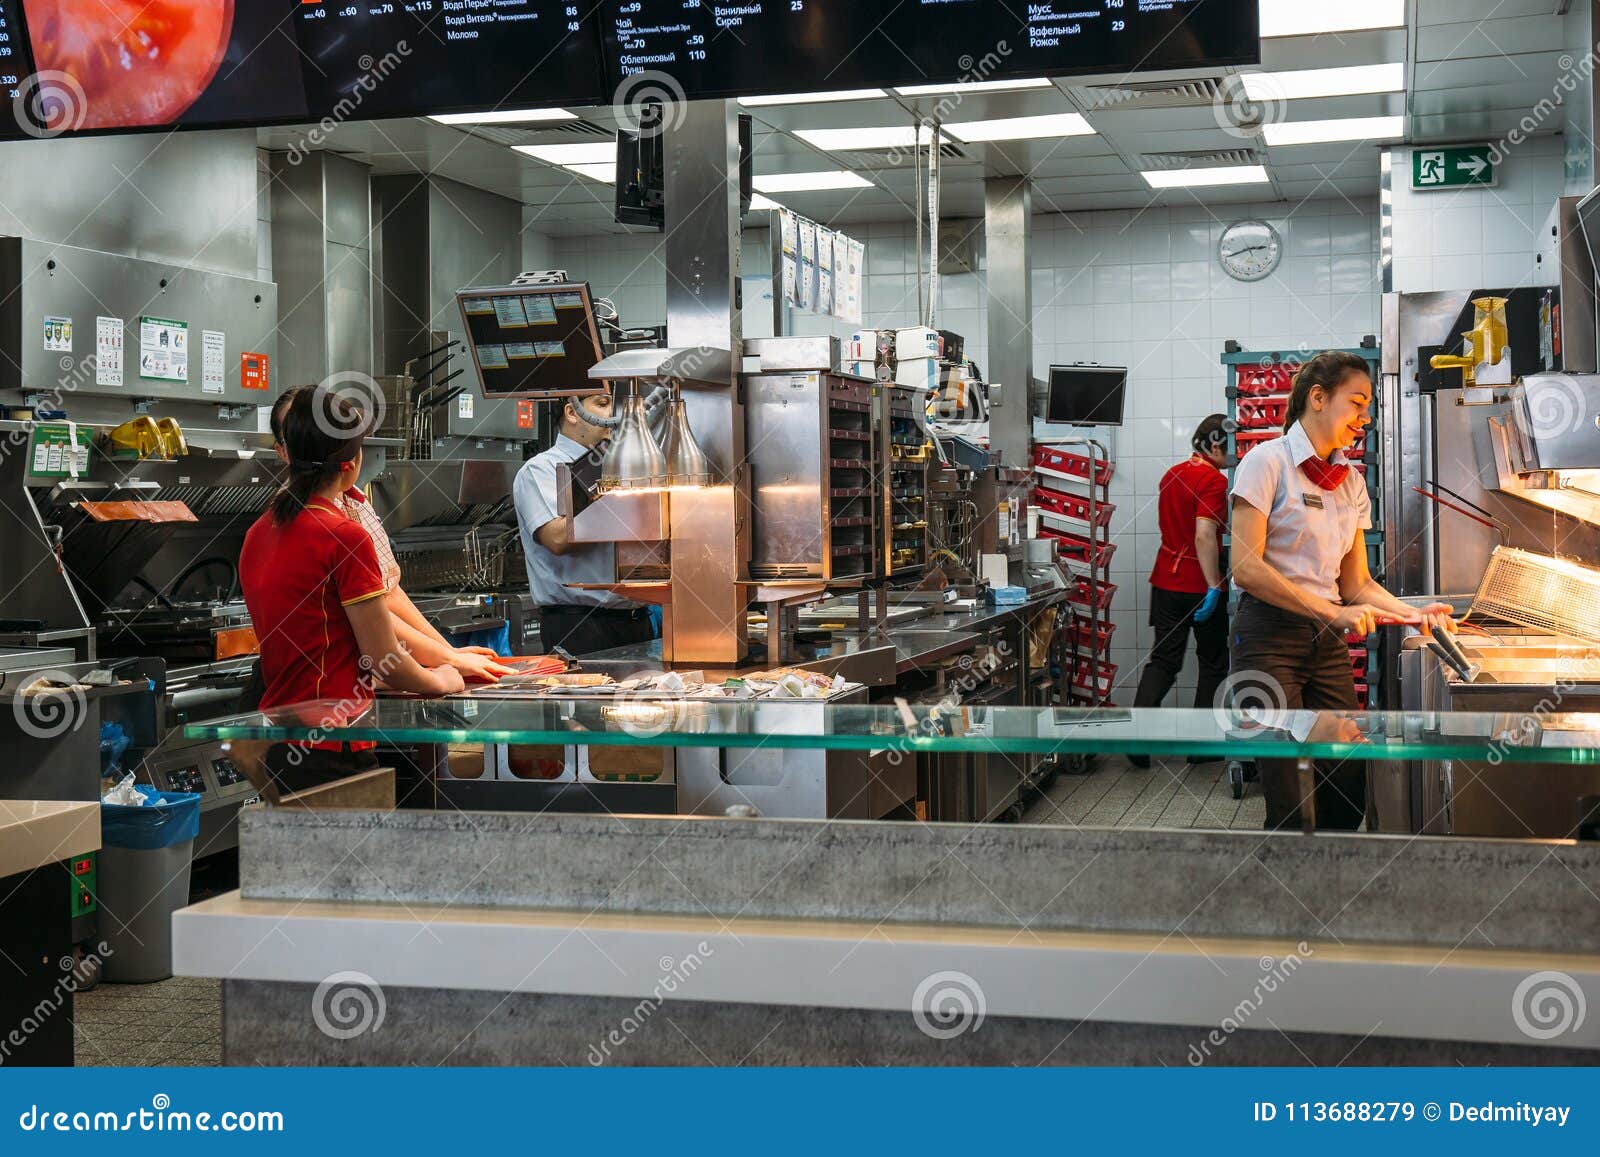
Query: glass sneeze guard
183 699 1600 764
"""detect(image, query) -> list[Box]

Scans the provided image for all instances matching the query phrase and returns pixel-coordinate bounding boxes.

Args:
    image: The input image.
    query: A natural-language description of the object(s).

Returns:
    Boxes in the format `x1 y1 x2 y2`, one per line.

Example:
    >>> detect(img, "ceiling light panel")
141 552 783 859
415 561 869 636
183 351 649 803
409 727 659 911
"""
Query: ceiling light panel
752 170 874 192
739 89 887 106
513 142 617 165
1258 0 1404 37
1242 63 1403 100
945 112 1094 142
794 125 922 151
1141 165 1270 188
894 78 1055 96
1262 115 1405 146
429 108 578 125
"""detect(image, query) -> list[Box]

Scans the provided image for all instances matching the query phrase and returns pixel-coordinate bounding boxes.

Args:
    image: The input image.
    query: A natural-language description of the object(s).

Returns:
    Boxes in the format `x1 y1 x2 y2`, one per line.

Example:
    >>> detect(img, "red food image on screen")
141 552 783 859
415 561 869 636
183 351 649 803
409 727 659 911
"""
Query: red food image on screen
26 0 234 128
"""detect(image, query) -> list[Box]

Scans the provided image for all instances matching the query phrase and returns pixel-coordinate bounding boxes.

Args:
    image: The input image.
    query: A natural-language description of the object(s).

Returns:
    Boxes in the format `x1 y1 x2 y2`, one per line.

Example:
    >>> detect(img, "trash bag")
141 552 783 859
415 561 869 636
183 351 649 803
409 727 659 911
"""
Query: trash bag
101 789 200 851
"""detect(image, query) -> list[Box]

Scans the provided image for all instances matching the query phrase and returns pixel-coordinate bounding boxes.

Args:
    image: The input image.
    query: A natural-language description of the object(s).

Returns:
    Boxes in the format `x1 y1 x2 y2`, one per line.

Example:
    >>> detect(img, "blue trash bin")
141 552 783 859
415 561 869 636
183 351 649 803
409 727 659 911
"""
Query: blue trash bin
98 789 200 983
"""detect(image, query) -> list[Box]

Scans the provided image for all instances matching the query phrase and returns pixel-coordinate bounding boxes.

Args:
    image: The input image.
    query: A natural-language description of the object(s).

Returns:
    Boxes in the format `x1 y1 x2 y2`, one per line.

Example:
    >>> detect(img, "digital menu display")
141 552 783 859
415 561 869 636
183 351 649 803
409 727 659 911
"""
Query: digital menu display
602 0 1257 99
459 283 608 399
0 0 605 140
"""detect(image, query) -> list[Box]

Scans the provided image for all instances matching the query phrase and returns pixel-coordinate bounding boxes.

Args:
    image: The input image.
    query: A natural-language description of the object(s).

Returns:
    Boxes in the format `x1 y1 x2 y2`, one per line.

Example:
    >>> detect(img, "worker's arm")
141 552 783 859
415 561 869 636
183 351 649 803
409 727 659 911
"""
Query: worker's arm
1194 517 1223 589
1230 498 1381 635
1336 528 1455 634
386 586 516 678
343 596 464 696
387 585 451 649
535 517 575 556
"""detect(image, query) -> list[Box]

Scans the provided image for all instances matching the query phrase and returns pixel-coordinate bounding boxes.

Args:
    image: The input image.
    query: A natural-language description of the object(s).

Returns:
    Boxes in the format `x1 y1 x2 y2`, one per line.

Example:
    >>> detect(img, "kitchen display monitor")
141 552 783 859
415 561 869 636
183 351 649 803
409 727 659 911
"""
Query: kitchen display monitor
602 0 1257 100
1046 365 1127 427
458 283 607 400
1 0 605 140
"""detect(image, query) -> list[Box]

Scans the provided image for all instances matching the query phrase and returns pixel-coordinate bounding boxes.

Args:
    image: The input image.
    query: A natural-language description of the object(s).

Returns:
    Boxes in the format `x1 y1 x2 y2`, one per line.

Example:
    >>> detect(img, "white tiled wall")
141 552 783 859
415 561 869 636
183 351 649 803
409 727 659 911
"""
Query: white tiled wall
533 197 1382 701
1389 138 1565 293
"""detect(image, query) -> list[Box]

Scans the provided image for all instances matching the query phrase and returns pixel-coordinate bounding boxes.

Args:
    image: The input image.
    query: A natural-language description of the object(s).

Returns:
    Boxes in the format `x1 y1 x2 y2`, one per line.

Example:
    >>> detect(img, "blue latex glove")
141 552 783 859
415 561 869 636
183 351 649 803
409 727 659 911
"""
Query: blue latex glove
1192 587 1224 623
647 604 663 637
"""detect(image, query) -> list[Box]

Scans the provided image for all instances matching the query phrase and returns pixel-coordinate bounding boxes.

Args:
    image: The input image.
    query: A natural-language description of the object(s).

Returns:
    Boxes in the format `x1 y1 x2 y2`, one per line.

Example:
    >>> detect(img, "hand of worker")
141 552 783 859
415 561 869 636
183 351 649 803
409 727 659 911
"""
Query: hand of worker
1191 587 1224 623
430 664 467 695
1417 602 1458 636
458 645 502 658
1329 603 1384 638
449 650 518 682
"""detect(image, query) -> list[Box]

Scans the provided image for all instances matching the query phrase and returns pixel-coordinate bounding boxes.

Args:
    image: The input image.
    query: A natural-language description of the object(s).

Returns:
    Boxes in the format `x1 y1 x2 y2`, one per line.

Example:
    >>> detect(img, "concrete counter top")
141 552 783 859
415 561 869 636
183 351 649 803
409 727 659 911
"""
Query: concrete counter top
0 800 100 878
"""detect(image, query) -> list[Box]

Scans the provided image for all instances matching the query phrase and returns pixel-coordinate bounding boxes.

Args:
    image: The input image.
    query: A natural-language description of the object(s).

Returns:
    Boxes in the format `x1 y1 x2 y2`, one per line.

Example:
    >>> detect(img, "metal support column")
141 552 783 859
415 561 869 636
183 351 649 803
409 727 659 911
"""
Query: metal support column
983 176 1033 469
662 99 750 664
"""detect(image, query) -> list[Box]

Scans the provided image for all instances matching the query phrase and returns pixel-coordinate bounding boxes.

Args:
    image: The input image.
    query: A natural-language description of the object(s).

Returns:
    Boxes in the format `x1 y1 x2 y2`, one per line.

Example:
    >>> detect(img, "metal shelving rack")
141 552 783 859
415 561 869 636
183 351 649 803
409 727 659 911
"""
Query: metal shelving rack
1031 441 1117 706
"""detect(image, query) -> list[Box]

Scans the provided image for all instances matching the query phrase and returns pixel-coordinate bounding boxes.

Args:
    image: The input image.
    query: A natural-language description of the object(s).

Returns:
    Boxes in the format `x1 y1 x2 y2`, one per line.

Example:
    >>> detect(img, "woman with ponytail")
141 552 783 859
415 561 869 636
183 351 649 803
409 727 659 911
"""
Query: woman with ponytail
240 385 464 793
1230 351 1454 830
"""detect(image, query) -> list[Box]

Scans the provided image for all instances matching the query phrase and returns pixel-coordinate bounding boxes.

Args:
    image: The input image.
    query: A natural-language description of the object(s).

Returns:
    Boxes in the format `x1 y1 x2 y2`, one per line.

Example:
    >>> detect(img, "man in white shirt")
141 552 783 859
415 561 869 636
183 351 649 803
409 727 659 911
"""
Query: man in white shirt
514 392 655 656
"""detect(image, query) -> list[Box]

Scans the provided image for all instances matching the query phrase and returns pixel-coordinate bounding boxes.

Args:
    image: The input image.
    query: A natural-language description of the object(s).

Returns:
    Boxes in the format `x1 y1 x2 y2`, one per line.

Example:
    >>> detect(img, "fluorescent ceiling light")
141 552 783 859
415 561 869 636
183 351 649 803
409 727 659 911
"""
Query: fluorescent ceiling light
749 193 783 211
894 77 1054 96
1242 63 1403 100
429 108 578 125
1262 114 1404 146
752 170 873 192
1142 165 1270 189
1259 0 1404 37
514 142 616 166
945 112 1093 142
739 88 886 106
794 125 922 151
567 163 616 183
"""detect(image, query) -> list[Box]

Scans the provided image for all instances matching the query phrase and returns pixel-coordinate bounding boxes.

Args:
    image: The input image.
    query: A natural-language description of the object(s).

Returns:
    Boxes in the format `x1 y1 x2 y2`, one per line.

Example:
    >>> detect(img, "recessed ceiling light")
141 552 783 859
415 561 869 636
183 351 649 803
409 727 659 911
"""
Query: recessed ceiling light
1262 115 1405 146
429 108 578 125
739 88 887 106
749 193 783 211
1141 165 1270 189
752 170 874 192
1242 63 1404 100
567 163 616 183
513 142 616 166
794 125 922 151
1259 0 1404 37
945 113 1093 142
894 77 1055 96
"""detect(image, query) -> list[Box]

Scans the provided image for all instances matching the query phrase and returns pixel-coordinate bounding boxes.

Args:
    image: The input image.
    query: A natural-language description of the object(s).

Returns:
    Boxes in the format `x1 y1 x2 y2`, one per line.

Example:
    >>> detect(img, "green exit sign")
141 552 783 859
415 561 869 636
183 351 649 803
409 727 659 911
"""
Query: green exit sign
1412 145 1496 189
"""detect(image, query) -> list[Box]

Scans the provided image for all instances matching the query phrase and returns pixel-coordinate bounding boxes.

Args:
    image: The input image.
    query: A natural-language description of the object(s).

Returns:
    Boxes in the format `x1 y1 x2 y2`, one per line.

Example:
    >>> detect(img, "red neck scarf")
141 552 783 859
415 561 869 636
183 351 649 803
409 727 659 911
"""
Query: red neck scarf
1298 455 1349 491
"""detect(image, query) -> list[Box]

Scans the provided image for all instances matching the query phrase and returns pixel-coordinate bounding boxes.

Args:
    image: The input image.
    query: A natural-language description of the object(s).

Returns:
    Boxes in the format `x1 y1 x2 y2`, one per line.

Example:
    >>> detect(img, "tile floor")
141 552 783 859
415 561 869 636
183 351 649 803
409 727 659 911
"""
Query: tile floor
73 975 221 1067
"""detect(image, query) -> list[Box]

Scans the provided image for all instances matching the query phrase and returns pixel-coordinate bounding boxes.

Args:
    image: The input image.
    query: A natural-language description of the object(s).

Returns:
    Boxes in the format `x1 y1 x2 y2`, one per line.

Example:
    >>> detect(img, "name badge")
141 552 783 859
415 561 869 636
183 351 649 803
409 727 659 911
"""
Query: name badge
1302 491 1325 509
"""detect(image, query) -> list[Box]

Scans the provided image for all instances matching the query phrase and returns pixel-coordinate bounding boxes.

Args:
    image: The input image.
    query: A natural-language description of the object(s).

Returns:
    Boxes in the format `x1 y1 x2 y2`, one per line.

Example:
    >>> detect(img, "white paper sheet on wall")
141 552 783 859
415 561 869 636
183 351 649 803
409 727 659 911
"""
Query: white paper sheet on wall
201 330 226 395
95 316 124 387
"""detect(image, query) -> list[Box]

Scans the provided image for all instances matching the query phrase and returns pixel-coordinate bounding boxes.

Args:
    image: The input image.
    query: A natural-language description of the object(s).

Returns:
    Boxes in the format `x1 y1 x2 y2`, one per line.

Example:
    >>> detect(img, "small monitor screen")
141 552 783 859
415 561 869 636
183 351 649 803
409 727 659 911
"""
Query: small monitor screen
458 284 607 400
1046 366 1127 426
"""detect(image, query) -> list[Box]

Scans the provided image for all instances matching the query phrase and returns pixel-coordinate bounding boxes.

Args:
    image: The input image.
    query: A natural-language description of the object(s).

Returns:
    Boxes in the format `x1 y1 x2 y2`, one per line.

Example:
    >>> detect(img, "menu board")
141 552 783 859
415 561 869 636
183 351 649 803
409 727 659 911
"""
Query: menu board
0 0 606 140
601 0 1257 99
458 284 604 399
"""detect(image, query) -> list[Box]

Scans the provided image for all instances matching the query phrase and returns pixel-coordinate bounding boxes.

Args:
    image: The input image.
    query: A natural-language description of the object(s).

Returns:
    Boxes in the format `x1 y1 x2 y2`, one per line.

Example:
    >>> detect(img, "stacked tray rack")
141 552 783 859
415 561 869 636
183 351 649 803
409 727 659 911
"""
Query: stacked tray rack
1032 444 1117 706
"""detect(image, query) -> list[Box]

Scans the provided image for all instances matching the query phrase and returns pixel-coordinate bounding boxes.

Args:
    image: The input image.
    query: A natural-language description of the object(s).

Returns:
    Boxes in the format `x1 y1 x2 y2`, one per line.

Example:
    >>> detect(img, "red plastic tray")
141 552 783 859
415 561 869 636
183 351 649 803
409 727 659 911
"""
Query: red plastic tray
1068 619 1117 651
1039 527 1117 570
1032 445 1114 486
1233 428 1280 458
1235 363 1299 396
1236 395 1290 428
1034 486 1115 528
1066 576 1117 612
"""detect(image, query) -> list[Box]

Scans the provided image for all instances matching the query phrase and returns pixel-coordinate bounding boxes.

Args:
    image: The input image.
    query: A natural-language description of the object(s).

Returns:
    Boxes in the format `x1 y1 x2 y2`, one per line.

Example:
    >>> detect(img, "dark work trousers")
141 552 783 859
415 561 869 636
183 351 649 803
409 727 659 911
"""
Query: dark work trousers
538 604 655 657
1133 586 1230 710
262 744 379 796
1231 594 1365 831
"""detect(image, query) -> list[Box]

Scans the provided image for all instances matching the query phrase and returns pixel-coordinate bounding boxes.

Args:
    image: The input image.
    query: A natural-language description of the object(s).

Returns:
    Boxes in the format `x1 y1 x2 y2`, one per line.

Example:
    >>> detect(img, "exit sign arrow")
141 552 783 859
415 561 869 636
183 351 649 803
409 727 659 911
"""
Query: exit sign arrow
1412 145 1496 189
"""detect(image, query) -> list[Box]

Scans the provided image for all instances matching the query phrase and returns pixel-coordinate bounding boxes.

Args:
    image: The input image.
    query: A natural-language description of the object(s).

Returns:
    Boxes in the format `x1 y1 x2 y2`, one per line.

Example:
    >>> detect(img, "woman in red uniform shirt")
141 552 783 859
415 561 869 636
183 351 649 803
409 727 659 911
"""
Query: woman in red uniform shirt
240 386 464 793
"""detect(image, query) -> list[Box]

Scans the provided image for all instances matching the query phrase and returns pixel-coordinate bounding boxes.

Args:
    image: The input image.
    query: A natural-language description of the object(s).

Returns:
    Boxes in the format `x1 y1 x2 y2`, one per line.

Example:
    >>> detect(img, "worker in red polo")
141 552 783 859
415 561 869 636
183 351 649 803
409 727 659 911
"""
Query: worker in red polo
1130 414 1231 767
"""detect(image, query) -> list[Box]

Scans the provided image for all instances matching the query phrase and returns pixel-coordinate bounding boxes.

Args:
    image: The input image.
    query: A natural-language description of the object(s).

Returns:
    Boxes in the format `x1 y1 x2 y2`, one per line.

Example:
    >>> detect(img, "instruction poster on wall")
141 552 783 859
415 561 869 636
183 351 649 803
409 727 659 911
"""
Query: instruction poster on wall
773 208 865 323
139 316 188 382
95 316 124 387
201 330 226 395
43 316 72 352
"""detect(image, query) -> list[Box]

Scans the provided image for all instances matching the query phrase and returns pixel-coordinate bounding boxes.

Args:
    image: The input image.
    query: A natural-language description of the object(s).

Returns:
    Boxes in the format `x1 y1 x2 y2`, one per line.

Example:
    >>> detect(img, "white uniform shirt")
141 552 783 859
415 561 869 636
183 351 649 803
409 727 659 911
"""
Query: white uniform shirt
1230 421 1371 602
513 433 637 609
